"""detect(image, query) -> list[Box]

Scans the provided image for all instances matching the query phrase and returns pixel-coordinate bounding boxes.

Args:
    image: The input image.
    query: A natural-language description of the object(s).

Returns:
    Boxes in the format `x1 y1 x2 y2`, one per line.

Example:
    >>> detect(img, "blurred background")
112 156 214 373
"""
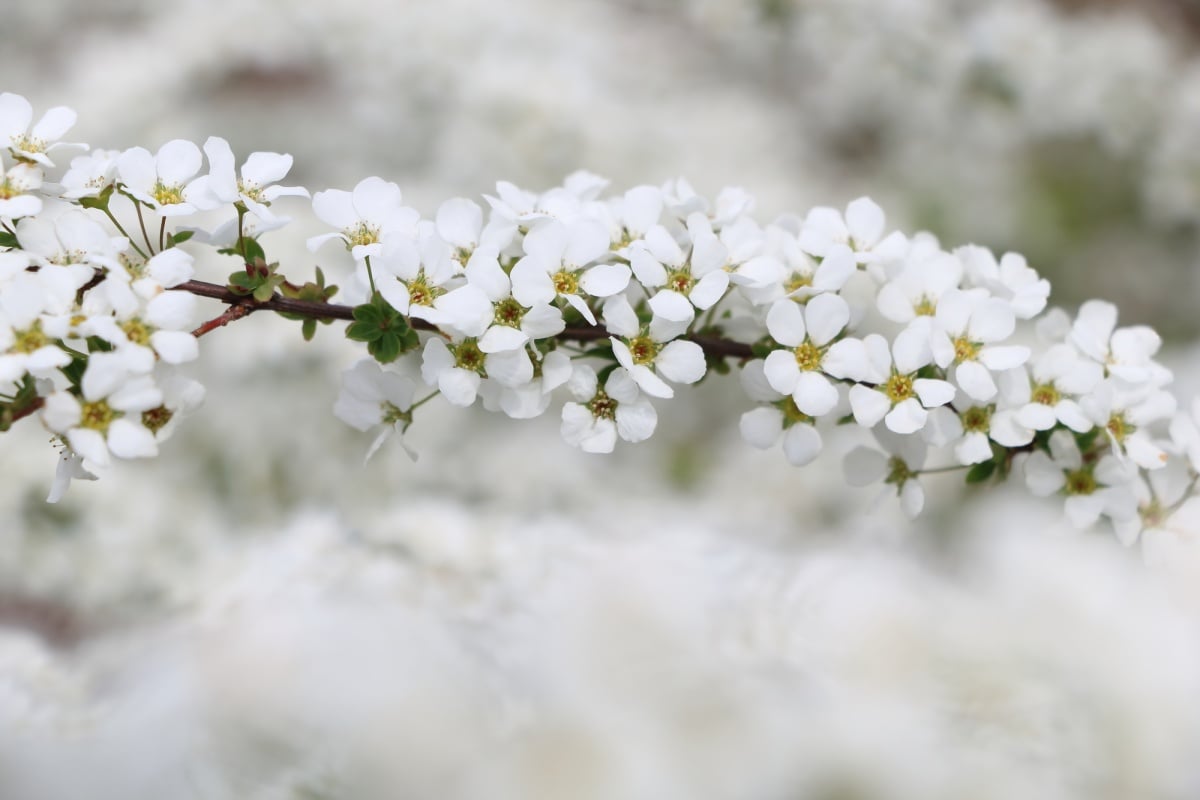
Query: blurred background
5 1 1200 798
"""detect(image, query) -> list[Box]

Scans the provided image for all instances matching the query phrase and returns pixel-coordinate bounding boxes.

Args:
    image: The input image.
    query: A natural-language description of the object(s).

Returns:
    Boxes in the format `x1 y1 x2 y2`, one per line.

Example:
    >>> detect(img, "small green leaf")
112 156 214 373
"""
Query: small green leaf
252 282 275 303
0 231 19 249
965 460 997 484
369 332 402 363
836 414 856 426
241 237 266 264
345 320 381 342
301 319 317 342
167 230 195 247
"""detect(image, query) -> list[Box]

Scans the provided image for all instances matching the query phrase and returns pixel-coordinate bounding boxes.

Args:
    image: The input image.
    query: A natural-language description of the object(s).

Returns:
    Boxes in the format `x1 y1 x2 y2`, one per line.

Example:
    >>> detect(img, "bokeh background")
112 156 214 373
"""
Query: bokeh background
5 1 1200 798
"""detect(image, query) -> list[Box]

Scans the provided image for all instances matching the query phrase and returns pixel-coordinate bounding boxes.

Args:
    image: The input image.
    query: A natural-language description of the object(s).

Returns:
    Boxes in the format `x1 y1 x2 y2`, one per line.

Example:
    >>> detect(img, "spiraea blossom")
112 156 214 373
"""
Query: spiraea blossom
0 90 1195 544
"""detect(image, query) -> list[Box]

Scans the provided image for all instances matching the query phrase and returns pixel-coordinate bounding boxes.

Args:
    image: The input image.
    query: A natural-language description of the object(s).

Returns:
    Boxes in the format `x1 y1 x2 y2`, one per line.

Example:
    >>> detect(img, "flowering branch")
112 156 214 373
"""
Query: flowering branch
0 89 1197 547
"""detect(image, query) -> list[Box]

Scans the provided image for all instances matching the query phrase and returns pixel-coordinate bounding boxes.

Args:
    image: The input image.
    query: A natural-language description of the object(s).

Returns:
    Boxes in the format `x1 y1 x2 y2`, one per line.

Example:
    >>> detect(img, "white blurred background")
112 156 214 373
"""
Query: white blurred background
5 1 1200 798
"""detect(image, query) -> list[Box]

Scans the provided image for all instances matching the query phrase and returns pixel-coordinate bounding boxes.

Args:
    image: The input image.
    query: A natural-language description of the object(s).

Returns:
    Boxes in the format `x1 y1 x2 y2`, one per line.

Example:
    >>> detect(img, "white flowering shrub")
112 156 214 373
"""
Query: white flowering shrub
0 91 1196 548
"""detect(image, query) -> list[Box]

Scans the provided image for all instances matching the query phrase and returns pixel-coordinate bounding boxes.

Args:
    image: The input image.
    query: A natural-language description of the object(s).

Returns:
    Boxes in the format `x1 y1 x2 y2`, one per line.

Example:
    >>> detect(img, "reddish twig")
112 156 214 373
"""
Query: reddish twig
192 303 256 338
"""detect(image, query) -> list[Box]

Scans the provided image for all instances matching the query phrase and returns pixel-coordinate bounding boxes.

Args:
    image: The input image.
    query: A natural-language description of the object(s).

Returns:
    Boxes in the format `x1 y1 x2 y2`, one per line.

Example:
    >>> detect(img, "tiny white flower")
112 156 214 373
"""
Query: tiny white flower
847 323 955 435
307 176 420 259
421 335 533 406
59 149 120 199
761 293 857 417
46 449 97 503
0 150 44 219
957 245 1049 320
41 374 163 468
798 196 907 273
929 288 1028 402
1081 379 1174 470
876 250 964 324
489 350 572 420
604 295 706 399
334 358 419 460
1023 429 1139 530
738 360 823 466
189 136 309 221
560 364 657 453
1070 300 1169 386
510 218 626 325
0 93 81 168
629 221 728 326
117 140 206 217
1008 343 1102 432
843 429 929 518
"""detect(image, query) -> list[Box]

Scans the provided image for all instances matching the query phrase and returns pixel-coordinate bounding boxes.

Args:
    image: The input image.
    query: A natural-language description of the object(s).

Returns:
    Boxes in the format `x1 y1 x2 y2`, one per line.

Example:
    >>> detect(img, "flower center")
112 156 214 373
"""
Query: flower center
381 402 412 428
13 322 48 354
628 336 659 366
493 297 526 328
953 336 979 363
80 399 117 433
884 456 915 487
914 296 937 316
1031 382 1060 406
452 339 486 374
1106 412 1134 443
120 318 153 347
666 269 694 294
344 221 380 249
1065 468 1096 496
151 180 185 207
552 270 579 296
786 273 813 294
884 373 914 403
141 406 173 434
793 341 822 372
961 405 992 433
236 179 265 202
11 134 46 155
779 397 814 427
587 389 618 421
406 272 442 307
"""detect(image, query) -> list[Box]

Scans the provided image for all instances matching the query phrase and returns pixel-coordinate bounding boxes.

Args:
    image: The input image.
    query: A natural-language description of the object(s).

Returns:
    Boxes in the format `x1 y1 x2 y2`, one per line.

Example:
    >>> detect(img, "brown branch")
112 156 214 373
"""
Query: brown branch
171 279 756 360
4 396 44 429
192 303 256 338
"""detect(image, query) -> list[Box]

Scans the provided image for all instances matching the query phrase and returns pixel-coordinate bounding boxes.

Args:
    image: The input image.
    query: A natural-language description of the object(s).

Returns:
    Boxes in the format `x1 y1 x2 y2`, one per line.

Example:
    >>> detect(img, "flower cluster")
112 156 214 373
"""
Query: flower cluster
0 91 1195 547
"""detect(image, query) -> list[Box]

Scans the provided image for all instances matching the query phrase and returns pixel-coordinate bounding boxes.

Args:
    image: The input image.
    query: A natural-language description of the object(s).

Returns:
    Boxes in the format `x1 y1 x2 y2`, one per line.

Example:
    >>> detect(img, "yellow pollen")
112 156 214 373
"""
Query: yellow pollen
493 298 525 328
141 406 173 434
120 318 153 347
80 399 117 433
786 274 813 294
914 296 937 316
152 180 185 206
953 336 979 362
962 405 992 433
236 179 264 202
628 336 659 366
1065 468 1097 496
1031 382 1060 406
553 270 579 296
406 274 441 307
666 269 693 294
1107 413 1134 443
453 339 486 373
884 373 915 403
11 134 46 155
793 341 822 372
780 397 814 426
344 222 380 248
587 390 618 421
13 322 48 354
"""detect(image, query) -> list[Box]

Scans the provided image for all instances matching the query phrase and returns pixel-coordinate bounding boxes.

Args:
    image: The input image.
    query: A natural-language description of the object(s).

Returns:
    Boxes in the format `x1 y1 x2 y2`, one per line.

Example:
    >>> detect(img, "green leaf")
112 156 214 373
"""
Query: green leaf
1074 426 1102 452
345 320 382 342
301 319 317 342
0 231 18 249
167 230 195 247
241 237 266 264
579 345 614 360
965 460 997 484
351 303 383 325
369 332 402 363
252 281 276 303
835 413 856 426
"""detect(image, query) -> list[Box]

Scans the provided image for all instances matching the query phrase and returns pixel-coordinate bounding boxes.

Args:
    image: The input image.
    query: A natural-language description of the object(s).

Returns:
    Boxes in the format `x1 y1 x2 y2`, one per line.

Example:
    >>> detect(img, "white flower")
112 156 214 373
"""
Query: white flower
1070 300 1168 386
78 286 199 366
40 374 163 468
510 218 627 325
602 184 663 249
738 359 823 466
629 222 728 326
560 365 657 453
929 288 1028 401
761 293 859 417
798 196 907 271
487 350 572 420
0 270 78 383
117 140 206 216
15 208 128 271
1008 343 1103 432
373 233 457 322
420 336 533 407
1023 429 1139 530
46 449 97 504
59 149 120 199
432 249 564 353
767 231 855 303
334 358 419 460
435 197 513 266
1080 380 1173 470
847 323 956 435
956 245 1049 320
0 93 80 167
876 250 964 324
843 429 929 518
307 176 419 259
0 150 43 219
1169 397 1200 473
189 136 309 221
604 295 706 399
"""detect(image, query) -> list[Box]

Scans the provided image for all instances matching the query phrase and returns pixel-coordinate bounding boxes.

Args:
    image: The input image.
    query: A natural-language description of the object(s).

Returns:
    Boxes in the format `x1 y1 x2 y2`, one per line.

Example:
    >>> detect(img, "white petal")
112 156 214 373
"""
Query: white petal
629 248 668 288
509 257 556 307
150 330 198 364
648 290 696 324
436 198 483 249
603 296 640 338
1018 402 1059 431
977 345 1029 371
893 320 933 375
766 300 807 348
804 293 850 346
955 431 993 465
1024 452 1065 496
579 263 631 297
989 410 1034 447
616 399 658 443
885 398 928 434
793 371 838 417
899 480 925 518
1064 495 1105 529
656 340 706 385
954 361 997 402
967 298 1015 343
782 423 822 466
107 418 158 459
156 139 202 185
689 270 729 311
630 364 674 399
763 350 801 396
485 349 534 387
521 304 566 340
739 407 783 449
823 338 871 382
845 197 884 248
849 385 891 428
1056 400 1093 433
844 445 888 486
438 367 481 406
67 428 110 468
478 325 529 353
